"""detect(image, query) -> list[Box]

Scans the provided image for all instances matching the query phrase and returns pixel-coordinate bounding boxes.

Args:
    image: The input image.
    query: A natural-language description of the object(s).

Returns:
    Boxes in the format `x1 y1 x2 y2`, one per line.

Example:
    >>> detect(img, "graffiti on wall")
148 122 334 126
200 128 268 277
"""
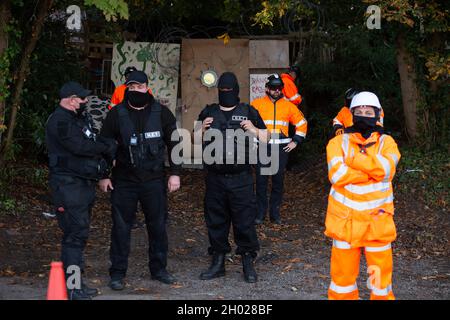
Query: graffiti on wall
112 41 180 113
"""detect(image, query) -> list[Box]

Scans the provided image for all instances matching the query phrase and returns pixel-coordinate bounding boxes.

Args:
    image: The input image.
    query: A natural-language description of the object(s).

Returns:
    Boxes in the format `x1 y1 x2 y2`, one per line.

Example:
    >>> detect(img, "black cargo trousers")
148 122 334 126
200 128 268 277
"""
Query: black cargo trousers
108 177 168 280
204 170 260 257
49 174 96 276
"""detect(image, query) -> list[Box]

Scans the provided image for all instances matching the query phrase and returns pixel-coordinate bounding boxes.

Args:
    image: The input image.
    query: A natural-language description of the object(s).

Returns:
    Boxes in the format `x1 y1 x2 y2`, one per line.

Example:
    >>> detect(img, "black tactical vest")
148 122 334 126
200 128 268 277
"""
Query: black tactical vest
203 103 256 171
117 103 165 172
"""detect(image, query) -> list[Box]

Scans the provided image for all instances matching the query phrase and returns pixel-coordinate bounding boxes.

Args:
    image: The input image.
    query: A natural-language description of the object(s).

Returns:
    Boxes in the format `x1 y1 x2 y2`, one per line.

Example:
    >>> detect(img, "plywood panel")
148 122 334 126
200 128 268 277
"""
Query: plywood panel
249 40 289 69
180 39 249 132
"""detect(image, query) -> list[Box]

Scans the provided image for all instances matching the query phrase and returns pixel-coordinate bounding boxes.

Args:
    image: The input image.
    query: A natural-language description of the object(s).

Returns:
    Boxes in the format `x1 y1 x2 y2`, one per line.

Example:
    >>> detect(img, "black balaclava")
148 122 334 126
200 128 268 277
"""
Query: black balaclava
218 72 240 107
352 108 380 138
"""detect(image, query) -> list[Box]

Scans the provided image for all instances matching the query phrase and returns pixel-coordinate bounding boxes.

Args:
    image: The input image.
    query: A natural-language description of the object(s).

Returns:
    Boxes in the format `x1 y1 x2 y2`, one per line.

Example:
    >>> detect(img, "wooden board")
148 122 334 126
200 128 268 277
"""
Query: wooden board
180 39 250 132
249 40 289 69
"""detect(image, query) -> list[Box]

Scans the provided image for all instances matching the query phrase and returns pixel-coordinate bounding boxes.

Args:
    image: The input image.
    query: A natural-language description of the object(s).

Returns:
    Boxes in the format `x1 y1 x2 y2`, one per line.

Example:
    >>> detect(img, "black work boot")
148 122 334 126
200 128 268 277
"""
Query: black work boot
68 289 91 300
81 280 99 297
199 253 225 280
109 278 125 291
242 252 257 283
151 270 177 285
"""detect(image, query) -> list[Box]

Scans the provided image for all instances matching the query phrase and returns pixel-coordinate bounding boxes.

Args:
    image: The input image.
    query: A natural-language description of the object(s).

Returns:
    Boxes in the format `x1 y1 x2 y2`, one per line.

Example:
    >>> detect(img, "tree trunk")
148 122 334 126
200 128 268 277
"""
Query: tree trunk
0 0 11 148
396 32 420 141
0 0 53 163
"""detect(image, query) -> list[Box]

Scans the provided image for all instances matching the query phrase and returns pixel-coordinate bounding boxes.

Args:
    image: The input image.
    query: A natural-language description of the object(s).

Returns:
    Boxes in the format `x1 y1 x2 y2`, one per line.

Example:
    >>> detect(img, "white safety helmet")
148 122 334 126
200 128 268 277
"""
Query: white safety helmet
350 91 382 110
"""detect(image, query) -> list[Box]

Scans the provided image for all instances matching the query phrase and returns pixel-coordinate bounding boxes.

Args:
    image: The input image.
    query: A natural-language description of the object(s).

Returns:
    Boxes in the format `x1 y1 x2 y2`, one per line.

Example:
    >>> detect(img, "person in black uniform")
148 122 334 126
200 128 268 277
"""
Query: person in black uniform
98 71 181 290
196 72 269 283
46 81 117 300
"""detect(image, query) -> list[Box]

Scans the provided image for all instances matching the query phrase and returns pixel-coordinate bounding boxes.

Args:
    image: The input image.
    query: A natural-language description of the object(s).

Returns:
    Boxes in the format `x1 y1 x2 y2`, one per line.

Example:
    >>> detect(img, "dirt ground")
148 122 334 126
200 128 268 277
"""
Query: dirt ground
0 160 449 300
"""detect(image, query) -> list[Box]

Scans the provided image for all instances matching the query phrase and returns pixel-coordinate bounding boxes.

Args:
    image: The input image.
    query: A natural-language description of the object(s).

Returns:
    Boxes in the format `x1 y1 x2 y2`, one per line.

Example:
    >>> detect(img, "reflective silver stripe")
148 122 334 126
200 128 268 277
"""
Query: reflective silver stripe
331 165 348 185
329 281 358 294
376 154 391 182
344 182 391 195
269 138 292 144
378 135 386 154
377 135 391 181
295 119 306 127
333 239 352 249
295 131 306 138
342 134 349 158
330 188 394 211
264 120 289 127
328 157 343 171
389 153 399 166
380 117 384 126
289 93 301 102
370 284 392 296
333 118 343 126
365 243 392 252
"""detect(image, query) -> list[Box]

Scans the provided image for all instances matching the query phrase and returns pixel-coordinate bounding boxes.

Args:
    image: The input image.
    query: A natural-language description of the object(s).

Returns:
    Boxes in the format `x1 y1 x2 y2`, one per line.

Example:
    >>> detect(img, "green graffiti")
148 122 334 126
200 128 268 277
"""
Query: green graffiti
136 44 153 72
116 42 128 83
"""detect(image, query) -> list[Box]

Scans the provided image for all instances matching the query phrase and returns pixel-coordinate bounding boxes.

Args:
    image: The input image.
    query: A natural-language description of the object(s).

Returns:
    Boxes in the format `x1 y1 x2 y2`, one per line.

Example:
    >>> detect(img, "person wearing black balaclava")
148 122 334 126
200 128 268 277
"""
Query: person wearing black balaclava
46 81 117 299
99 71 181 290
195 72 269 283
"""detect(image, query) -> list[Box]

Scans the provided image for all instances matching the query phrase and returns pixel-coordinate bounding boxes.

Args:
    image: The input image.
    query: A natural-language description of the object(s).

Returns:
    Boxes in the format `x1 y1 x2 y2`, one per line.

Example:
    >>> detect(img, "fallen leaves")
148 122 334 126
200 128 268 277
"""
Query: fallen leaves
0 267 16 277
133 287 151 293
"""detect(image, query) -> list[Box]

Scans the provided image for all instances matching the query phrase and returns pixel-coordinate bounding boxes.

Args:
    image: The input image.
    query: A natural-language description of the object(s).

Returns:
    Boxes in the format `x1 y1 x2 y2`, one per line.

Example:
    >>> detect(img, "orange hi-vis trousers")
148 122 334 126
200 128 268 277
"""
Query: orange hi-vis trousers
328 240 395 300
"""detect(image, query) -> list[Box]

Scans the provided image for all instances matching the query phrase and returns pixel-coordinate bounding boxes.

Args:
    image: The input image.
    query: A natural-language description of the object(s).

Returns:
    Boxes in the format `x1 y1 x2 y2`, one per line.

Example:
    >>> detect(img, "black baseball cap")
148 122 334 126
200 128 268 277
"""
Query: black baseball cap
125 71 148 85
59 81 91 99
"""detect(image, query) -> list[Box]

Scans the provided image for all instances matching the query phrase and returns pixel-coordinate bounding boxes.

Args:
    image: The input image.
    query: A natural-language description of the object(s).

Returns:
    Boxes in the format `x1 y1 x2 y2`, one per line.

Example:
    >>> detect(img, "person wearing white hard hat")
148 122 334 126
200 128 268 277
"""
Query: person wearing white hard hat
325 91 401 300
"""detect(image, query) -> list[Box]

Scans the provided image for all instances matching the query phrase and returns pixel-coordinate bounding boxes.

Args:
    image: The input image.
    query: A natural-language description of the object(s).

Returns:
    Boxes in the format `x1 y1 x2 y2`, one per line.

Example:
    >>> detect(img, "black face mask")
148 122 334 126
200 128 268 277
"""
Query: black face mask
76 103 87 116
218 72 240 107
128 90 150 108
353 115 378 138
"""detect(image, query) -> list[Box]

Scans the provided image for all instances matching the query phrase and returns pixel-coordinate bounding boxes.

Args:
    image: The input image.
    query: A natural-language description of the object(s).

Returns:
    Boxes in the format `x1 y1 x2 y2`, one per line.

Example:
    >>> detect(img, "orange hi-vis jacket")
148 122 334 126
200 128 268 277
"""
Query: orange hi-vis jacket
281 73 302 106
325 132 401 247
333 106 385 128
251 95 307 144
108 84 154 110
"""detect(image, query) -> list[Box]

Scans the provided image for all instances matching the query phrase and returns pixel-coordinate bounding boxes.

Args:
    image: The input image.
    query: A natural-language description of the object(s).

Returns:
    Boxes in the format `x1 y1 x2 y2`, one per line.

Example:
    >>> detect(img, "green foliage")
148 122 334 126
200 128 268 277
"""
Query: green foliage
0 18 22 124
396 147 449 210
84 0 129 21
11 16 84 157
0 163 48 216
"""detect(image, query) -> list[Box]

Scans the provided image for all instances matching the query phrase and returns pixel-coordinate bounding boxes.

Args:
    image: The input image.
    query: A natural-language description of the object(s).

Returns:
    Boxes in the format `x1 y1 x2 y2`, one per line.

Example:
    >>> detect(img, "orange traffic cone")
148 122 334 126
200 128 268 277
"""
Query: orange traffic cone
47 261 68 300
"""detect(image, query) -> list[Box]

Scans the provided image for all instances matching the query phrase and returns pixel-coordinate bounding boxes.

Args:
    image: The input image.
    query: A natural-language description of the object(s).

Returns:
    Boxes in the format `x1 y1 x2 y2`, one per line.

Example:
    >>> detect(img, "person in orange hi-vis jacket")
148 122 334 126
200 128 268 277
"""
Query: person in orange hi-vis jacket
281 65 302 106
332 88 384 136
251 74 307 225
325 91 401 300
108 66 153 110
